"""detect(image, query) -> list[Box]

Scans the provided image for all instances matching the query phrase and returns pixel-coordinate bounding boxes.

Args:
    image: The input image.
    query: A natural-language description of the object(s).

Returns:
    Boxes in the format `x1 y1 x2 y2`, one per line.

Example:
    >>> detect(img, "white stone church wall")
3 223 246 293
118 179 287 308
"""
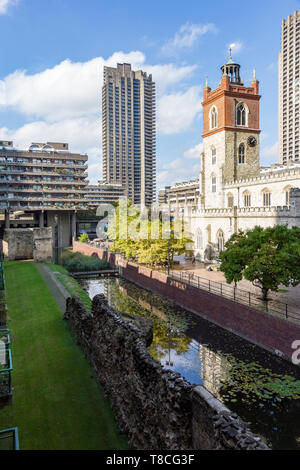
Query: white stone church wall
203 132 226 209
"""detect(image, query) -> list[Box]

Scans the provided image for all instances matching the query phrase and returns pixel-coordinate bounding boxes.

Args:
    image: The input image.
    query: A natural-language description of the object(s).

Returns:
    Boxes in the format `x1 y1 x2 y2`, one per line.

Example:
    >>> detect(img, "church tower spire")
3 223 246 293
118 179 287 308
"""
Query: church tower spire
201 57 261 209
221 55 243 85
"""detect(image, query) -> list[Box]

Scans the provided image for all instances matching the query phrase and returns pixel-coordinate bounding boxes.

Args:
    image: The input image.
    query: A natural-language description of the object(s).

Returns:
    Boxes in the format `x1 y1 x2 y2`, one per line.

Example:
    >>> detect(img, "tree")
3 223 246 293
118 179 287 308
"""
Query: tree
220 225 300 301
108 202 193 268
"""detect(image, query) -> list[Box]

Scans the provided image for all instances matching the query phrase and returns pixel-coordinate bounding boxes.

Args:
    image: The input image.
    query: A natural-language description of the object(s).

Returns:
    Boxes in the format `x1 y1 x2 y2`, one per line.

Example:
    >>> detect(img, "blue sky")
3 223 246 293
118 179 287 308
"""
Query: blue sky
0 0 299 188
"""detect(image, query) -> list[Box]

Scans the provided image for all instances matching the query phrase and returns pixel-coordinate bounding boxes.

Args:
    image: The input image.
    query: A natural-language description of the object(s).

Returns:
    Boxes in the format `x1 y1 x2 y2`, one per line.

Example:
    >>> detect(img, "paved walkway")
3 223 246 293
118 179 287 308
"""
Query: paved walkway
173 256 300 308
36 263 70 313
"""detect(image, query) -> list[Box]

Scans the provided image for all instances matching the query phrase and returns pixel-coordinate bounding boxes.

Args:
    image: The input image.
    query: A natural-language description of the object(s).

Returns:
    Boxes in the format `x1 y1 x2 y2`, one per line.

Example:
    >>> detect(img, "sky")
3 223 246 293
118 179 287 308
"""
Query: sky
0 0 299 189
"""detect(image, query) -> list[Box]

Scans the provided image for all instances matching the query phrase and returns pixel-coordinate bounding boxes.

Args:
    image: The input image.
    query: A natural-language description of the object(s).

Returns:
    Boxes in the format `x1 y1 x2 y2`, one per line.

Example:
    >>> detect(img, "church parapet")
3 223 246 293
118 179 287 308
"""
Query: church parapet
224 165 300 188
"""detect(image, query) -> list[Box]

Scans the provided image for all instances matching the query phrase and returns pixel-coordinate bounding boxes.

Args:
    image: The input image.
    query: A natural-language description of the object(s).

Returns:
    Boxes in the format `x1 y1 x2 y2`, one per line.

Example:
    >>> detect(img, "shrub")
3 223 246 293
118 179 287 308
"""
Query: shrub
62 251 110 273
78 233 89 243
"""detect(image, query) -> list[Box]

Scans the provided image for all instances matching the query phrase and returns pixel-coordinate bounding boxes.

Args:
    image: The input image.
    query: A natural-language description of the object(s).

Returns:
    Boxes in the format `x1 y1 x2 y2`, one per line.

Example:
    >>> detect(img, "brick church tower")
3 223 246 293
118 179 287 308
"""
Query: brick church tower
200 56 261 209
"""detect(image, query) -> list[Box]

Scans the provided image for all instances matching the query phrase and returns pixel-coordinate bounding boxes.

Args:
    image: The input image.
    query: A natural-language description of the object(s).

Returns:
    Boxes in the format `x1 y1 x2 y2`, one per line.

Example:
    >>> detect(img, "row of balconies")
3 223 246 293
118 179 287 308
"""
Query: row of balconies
2 162 88 170
0 195 87 202
0 169 88 178
4 187 86 193
3 203 88 211
0 178 88 186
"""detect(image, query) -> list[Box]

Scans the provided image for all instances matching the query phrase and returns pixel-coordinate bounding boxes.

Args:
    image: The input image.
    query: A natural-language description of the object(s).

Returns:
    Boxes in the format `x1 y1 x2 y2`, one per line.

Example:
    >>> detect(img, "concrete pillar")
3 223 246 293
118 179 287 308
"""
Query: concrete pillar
72 211 77 242
4 210 9 229
39 211 44 228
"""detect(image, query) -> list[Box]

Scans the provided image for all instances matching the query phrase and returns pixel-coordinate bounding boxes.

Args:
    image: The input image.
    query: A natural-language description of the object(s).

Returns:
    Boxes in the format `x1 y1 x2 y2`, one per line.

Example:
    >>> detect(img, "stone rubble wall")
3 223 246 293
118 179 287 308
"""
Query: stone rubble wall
3 227 53 262
65 294 269 450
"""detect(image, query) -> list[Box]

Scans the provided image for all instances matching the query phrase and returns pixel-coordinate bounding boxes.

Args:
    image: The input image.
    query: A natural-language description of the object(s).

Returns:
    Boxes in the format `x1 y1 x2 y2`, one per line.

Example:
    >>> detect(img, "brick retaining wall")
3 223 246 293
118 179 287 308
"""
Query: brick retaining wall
73 241 300 364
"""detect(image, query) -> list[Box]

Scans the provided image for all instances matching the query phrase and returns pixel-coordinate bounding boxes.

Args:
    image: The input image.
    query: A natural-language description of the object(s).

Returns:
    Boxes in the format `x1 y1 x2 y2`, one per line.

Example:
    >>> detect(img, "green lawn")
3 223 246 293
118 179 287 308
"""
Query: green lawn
0 261 128 450
46 263 92 311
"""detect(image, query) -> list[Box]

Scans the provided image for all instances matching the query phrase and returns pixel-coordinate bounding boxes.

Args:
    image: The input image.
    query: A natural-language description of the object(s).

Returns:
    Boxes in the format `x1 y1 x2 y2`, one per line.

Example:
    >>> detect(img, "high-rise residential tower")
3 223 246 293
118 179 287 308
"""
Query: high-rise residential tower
102 63 156 206
278 11 300 164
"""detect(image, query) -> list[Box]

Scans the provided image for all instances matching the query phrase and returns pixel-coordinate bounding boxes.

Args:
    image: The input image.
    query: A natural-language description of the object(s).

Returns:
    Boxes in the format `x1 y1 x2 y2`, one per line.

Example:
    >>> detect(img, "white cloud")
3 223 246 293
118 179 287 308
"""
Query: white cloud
0 51 203 183
261 142 278 160
143 63 197 95
0 117 101 183
162 22 217 55
184 143 203 159
0 52 197 120
0 117 99 150
157 158 201 188
0 0 18 14
0 52 146 121
260 132 269 142
157 86 202 134
228 41 243 55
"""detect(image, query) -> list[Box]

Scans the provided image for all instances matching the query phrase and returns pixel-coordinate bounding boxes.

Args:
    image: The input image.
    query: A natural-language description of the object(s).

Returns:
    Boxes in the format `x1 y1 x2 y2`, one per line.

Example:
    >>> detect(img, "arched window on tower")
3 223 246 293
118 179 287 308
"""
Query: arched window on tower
236 103 247 126
217 230 225 253
211 174 217 193
238 143 245 164
212 146 217 165
210 106 218 130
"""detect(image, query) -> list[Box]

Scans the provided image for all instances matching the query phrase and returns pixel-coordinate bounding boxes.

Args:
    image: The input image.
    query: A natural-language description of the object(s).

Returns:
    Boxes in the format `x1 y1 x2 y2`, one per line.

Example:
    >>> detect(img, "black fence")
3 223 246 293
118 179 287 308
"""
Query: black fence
169 270 300 324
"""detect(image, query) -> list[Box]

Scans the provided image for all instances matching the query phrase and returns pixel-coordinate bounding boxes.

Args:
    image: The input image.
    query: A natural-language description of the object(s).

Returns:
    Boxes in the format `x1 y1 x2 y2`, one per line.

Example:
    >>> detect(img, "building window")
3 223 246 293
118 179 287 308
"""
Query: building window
263 190 271 207
284 186 293 205
196 229 203 250
236 103 247 126
210 106 218 130
212 146 216 165
217 230 225 253
239 143 245 164
243 191 251 207
227 193 234 207
212 176 217 193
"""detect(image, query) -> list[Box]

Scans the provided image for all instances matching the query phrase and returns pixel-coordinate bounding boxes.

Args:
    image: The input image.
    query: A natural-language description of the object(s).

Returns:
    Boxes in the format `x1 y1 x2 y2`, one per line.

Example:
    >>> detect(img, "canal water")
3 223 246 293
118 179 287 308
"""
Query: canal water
79 276 300 450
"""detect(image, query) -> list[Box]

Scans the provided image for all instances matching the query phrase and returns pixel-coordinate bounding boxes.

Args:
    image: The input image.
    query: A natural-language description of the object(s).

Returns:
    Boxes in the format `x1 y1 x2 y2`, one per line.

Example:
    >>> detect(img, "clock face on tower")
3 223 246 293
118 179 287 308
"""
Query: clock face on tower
247 136 257 147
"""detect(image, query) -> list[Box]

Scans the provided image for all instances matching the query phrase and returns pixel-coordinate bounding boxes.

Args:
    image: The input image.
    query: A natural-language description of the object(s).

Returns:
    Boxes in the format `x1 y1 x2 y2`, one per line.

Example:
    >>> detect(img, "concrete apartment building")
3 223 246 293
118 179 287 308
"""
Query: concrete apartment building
158 179 200 213
102 63 156 206
278 11 300 164
84 182 126 207
0 141 88 259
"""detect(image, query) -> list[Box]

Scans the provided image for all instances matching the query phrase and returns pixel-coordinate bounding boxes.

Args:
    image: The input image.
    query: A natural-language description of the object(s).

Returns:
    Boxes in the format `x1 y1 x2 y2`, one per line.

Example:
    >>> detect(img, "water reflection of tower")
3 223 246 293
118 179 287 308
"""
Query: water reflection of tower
200 345 231 400
165 322 174 368
103 279 112 306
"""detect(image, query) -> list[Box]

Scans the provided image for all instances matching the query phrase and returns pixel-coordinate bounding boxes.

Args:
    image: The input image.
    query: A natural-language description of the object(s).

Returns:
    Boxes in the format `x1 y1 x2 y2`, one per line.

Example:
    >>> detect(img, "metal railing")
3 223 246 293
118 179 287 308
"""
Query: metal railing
0 348 12 398
169 270 300 324
0 329 10 348
0 428 19 450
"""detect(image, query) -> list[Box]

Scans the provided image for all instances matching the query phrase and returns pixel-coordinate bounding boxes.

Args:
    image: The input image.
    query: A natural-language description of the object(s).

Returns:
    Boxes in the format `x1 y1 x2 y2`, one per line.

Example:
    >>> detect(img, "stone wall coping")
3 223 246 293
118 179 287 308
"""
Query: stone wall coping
193 385 231 415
